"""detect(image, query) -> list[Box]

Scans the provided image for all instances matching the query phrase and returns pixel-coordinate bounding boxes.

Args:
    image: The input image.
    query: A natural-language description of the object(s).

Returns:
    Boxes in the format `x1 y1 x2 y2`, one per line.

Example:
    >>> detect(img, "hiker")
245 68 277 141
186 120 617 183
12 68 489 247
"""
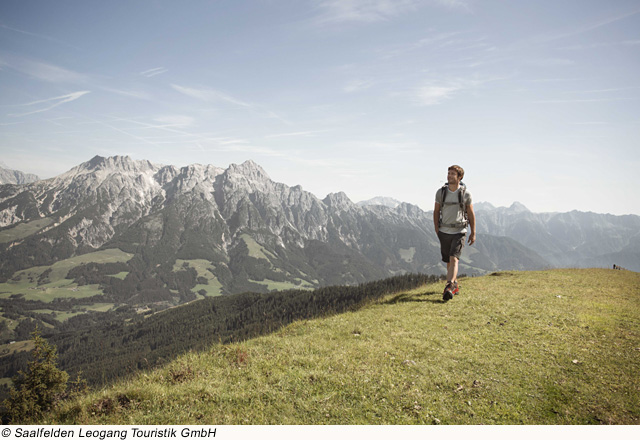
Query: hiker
433 165 476 301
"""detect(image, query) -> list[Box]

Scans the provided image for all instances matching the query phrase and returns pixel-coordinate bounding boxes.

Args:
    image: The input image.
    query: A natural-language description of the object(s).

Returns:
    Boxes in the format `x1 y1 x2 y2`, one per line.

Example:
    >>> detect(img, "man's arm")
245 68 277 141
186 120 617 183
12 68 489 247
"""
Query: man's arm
467 203 476 245
433 202 441 235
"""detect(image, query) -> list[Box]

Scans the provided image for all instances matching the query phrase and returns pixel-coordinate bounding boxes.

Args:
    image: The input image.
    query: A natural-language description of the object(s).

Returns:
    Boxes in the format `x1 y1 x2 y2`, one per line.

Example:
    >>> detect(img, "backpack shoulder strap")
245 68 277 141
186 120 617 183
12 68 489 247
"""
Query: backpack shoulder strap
439 184 448 206
441 183 463 206
459 183 468 221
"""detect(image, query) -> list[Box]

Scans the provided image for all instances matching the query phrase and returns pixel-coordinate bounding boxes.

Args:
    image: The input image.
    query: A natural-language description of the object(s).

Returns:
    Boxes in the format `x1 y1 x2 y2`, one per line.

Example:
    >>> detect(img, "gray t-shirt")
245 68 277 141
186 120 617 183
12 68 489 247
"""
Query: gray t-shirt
435 186 473 234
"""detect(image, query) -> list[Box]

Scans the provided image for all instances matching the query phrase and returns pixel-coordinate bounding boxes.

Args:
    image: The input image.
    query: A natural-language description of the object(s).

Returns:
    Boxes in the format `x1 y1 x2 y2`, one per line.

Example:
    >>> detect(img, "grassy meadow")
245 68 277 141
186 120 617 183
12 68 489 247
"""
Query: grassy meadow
0 249 134 330
0 249 133 303
42 269 639 425
0 218 54 244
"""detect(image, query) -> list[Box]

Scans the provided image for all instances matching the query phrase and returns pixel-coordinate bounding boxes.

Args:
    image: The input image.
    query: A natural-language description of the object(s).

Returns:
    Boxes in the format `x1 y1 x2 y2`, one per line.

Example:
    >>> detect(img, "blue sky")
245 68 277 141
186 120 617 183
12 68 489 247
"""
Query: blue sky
1 0 639 215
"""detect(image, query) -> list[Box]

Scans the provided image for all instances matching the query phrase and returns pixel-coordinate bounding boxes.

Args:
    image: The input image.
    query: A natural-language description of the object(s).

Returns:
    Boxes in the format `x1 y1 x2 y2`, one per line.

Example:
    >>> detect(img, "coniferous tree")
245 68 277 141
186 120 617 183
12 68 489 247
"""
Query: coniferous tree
3 327 69 423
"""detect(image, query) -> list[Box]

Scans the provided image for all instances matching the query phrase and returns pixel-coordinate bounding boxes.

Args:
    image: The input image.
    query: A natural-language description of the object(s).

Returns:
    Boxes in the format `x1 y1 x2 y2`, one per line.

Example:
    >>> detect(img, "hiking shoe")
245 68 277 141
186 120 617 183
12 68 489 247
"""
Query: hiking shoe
451 281 460 296
443 282 453 301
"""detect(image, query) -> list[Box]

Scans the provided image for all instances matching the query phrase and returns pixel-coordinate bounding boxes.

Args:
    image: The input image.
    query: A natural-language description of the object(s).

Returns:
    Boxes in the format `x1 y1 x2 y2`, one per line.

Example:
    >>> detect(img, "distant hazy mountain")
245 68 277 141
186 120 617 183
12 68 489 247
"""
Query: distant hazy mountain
474 202 640 271
0 164 39 185
0 155 637 307
357 197 402 209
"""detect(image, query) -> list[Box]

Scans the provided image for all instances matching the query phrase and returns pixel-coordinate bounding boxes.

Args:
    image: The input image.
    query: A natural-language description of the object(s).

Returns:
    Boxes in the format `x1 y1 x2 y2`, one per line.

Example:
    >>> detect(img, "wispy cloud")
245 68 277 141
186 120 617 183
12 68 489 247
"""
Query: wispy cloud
264 130 329 139
377 30 492 63
99 87 154 101
433 0 473 13
73 115 166 148
265 111 292 125
521 77 588 84
0 54 87 83
564 87 640 95
110 115 197 132
0 54 155 105
416 85 462 105
140 67 168 78
524 58 574 67
171 84 291 124
314 0 421 24
532 98 636 104
343 78 375 93
104 116 198 139
530 8 640 44
92 116 262 153
0 23 80 50
175 137 287 159
560 39 640 50
8 91 91 117
313 0 471 25
152 115 195 128
411 74 507 106
413 78 481 106
171 84 252 107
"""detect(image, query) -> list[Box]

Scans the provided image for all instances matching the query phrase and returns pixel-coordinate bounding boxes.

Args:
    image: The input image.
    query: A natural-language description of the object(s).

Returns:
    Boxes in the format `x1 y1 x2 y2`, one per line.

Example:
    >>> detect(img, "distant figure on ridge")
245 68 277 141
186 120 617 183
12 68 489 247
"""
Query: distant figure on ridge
434 165 476 301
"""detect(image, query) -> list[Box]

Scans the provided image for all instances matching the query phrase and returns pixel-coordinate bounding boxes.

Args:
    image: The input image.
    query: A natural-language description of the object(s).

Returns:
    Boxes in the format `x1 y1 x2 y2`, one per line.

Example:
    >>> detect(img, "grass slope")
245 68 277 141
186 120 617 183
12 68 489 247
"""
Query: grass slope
0 249 133 302
46 269 639 425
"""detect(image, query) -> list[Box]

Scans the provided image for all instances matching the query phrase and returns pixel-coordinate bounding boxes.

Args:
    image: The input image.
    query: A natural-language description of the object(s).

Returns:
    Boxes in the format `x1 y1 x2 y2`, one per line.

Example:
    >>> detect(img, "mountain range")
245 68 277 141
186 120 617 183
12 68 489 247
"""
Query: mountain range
1 155 638 306
0 164 39 185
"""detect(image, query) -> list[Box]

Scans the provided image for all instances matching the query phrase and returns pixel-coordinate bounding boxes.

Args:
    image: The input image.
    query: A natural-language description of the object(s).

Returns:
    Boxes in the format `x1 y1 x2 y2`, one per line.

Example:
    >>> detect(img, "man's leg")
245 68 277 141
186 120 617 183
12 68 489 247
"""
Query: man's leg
443 256 458 301
447 256 459 284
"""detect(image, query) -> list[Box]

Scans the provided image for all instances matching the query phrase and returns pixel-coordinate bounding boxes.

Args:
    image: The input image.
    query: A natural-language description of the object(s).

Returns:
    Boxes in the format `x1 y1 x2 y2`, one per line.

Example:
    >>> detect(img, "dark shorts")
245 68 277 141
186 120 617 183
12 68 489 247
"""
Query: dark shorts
438 231 465 263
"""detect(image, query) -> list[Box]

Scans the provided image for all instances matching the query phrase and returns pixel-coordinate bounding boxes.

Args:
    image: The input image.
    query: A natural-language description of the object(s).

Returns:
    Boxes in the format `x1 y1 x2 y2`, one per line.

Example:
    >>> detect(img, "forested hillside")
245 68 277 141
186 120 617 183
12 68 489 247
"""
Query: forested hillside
0 273 438 397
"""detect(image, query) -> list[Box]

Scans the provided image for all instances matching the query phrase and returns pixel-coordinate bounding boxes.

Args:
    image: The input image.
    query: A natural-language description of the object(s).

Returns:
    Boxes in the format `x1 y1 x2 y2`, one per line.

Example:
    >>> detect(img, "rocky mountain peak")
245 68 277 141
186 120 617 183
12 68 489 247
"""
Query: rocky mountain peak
227 160 269 180
177 163 225 180
507 201 530 213
222 160 273 195
85 155 157 173
474 201 496 211
323 192 357 211
358 196 402 209
58 155 159 183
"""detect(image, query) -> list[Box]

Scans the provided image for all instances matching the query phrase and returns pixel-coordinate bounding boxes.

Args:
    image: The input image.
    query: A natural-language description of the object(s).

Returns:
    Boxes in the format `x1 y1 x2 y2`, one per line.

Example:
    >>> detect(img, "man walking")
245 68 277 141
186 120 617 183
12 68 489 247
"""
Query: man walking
434 165 476 301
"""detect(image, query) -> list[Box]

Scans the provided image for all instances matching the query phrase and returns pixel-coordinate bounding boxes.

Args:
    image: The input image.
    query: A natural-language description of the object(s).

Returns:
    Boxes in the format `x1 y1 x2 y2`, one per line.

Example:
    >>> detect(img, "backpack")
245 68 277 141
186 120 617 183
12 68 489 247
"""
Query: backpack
438 182 468 229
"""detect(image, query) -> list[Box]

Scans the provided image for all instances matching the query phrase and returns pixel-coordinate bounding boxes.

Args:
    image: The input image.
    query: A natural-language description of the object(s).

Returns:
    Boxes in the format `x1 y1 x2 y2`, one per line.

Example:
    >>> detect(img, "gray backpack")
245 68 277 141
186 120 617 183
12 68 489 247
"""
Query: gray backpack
438 182 468 229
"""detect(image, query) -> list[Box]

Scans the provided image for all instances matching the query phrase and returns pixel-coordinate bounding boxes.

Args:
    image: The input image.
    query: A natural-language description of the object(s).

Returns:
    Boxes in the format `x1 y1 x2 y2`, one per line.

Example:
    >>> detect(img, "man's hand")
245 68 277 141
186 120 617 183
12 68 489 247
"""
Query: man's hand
466 204 476 246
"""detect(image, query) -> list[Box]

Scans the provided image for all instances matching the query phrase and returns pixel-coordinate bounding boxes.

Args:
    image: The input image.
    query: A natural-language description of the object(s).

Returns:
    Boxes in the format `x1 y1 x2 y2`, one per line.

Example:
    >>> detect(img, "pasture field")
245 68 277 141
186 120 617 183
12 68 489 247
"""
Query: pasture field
0 249 133 302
